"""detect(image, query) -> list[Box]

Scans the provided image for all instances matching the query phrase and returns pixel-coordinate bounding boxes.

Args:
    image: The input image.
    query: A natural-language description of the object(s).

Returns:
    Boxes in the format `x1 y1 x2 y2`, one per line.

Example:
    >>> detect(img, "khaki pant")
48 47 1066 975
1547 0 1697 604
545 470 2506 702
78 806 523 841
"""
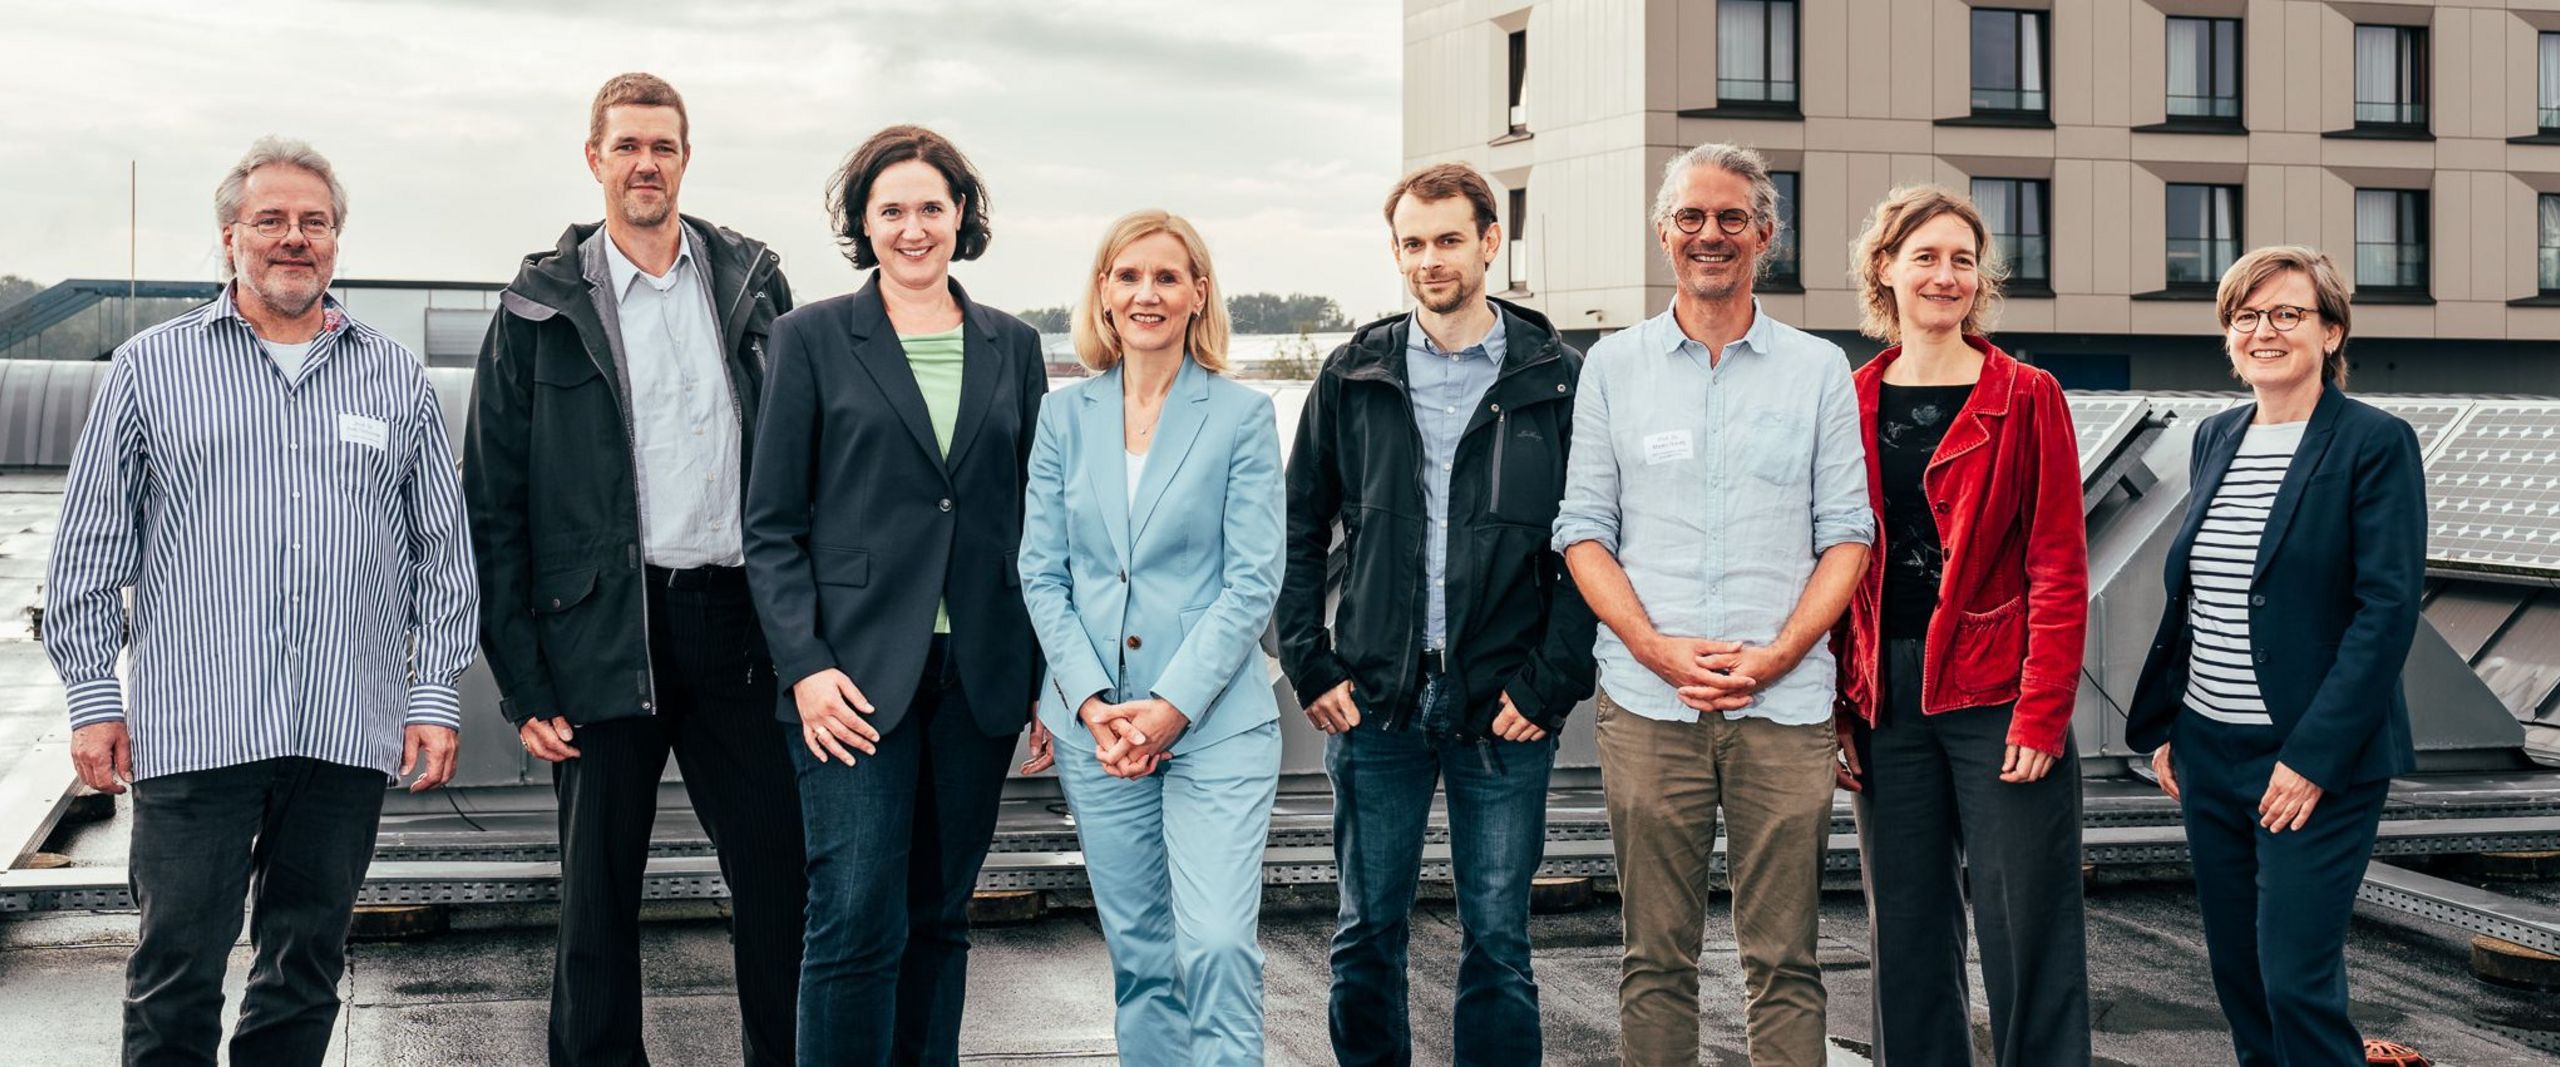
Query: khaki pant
1595 688 1836 1067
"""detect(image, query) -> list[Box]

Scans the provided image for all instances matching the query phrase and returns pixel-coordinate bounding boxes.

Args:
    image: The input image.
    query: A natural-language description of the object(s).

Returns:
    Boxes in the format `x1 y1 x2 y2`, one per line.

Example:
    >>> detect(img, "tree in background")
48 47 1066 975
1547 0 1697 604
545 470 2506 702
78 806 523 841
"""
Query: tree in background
1016 305 1072 332
1226 292 1349 335
0 275 41 313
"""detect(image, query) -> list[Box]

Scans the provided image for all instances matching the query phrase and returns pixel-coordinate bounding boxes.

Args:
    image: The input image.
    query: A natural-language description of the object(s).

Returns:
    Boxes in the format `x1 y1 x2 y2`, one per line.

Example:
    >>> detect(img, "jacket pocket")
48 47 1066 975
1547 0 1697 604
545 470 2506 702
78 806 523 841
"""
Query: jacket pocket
532 347 604 389
811 544 871 587
532 567 599 615
1947 595 2026 696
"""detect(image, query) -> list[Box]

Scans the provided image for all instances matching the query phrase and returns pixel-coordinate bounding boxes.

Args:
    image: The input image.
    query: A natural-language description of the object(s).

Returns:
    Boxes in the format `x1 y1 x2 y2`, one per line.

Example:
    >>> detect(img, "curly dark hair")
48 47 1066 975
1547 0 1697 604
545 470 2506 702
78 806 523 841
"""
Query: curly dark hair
825 125 991 269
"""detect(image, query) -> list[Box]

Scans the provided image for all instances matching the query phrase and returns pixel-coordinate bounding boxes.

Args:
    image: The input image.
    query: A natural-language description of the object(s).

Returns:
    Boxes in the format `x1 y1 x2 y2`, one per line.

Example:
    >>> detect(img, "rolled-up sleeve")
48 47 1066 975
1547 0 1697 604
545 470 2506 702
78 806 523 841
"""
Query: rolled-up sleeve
1809 355 1875 553
1551 352 1622 555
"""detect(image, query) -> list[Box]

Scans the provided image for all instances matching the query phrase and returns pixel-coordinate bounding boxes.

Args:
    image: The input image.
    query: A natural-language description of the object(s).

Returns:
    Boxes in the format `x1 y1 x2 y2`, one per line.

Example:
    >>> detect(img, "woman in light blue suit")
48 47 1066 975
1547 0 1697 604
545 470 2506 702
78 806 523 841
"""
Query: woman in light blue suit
1018 209 1285 1065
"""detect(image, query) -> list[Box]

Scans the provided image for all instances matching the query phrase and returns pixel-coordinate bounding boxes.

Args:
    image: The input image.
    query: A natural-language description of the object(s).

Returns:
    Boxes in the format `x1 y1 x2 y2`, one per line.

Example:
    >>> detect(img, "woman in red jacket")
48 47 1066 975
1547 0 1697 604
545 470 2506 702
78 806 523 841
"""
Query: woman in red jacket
1836 185 2091 1065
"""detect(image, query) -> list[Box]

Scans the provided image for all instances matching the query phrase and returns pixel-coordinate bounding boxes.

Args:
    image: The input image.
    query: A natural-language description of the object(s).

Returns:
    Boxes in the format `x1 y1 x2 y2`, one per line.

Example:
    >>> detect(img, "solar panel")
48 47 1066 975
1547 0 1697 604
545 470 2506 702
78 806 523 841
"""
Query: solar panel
2424 401 2560 575
2147 396 2240 425
2065 396 2149 481
2365 398 2473 462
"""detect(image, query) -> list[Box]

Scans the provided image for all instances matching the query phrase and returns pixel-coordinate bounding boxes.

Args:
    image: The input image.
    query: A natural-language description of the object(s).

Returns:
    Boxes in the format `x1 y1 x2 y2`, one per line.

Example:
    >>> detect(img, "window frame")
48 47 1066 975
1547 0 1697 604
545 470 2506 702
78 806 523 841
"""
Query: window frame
1506 186 1531 294
2164 183 2242 292
1764 170 1802 290
2352 24 2429 132
1970 8 2050 118
1972 176 2052 294
1715 0 1800 111
1506 29 1529 134
2164 16 2242 123
2353 187 2430 295
2539 193 2560 296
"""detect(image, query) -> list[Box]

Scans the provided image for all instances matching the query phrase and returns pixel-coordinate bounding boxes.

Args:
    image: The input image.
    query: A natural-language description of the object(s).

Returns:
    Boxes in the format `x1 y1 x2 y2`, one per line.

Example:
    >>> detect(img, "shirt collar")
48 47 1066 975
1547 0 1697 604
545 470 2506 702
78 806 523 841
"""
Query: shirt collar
212 281 348 339
601 226 697 299
1651 298 1772 360
1405 305 1507 365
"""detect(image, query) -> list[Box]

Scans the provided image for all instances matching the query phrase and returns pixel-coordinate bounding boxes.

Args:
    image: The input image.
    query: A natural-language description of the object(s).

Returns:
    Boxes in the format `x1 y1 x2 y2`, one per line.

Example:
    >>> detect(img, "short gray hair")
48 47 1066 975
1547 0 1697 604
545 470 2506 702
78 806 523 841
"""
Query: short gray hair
1650 142 1784 266
213 137 347 278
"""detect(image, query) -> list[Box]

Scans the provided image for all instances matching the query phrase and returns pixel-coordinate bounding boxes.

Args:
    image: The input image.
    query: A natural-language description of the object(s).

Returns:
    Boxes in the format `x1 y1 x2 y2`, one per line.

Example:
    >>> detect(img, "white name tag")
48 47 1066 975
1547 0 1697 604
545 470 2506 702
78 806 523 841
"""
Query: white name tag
338 413 389 451
1643 429 1694 465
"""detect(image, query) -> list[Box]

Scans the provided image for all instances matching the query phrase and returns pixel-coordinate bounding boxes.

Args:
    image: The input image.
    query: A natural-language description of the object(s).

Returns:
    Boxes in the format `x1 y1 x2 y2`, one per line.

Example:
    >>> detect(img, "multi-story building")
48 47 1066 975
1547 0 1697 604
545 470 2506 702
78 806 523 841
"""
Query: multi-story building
1406 0 2560 391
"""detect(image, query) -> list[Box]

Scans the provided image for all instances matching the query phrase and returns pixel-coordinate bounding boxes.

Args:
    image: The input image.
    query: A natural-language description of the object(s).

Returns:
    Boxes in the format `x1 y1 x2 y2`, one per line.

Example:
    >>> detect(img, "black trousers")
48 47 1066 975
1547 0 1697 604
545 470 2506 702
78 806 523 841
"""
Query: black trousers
124 756 387 1067
2176 712 2391 1067
1851 637 2091 1066
550 568 808 1067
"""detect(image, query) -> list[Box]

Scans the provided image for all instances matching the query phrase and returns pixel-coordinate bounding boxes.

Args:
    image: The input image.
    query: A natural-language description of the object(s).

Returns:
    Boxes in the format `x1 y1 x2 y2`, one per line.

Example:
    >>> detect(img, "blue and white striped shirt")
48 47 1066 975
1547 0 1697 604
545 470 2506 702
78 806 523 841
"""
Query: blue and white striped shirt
44 289 478 781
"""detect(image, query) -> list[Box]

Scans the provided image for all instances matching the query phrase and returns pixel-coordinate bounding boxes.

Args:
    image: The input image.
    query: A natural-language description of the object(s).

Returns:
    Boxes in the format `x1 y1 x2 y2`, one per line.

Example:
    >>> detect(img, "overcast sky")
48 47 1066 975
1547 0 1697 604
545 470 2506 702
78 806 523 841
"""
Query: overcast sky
0 0 1408 318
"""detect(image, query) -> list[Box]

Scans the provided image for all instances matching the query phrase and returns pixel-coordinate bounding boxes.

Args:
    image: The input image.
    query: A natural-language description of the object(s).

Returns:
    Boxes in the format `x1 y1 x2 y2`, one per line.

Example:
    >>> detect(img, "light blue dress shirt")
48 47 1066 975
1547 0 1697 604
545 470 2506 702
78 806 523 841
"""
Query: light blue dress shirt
1550 303 1872 725
601 228 743 569
1406 310 1506 650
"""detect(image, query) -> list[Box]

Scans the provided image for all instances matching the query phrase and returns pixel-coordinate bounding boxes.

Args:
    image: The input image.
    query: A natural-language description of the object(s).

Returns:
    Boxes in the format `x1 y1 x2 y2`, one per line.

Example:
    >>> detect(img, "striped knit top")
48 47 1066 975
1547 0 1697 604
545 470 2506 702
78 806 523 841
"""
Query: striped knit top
2182 420 2307 726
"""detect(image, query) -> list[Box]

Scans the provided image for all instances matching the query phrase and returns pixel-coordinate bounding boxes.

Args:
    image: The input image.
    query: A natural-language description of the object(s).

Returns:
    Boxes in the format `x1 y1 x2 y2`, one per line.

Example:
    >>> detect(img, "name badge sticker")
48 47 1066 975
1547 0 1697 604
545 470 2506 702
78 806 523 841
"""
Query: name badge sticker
338 413 389 451
1643 429 1694 465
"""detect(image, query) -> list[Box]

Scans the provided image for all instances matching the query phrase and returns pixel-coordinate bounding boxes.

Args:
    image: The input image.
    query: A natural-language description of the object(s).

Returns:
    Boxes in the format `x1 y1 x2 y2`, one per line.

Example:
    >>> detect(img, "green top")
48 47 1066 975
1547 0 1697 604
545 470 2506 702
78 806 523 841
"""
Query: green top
905 326 966 633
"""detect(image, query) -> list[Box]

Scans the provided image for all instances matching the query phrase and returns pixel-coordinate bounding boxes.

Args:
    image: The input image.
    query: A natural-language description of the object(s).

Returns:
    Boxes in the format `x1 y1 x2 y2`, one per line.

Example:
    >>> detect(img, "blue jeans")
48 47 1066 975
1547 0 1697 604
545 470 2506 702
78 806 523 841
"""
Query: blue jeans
1326 719 1556 1067
788 639 1017 1067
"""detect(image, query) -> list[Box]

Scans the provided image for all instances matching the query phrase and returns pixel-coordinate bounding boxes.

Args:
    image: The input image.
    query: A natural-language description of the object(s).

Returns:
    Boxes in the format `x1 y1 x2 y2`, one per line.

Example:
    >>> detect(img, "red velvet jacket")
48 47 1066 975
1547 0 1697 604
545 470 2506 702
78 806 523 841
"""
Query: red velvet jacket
1836 337 2088 755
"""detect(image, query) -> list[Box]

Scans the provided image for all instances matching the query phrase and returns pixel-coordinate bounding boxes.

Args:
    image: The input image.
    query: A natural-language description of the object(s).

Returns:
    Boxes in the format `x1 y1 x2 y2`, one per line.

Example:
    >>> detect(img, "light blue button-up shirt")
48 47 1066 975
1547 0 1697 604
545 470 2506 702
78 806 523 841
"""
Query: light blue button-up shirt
1406 310 1506 649
1551 303 1872 725
602 228 743 569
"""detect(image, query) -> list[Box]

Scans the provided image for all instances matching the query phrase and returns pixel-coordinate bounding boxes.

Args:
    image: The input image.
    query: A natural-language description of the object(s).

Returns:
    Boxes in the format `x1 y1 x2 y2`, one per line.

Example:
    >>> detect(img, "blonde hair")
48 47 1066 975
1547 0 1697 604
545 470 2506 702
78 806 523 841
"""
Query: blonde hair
1852 184 2004 342
2214 245 2353 387
1072 210 1231 373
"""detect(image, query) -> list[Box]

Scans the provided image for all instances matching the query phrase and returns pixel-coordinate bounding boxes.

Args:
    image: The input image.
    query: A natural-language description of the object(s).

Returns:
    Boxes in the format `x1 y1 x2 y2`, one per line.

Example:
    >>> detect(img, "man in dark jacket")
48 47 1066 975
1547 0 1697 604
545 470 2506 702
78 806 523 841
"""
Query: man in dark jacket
1278 162 1597 1067
463 73 804 1067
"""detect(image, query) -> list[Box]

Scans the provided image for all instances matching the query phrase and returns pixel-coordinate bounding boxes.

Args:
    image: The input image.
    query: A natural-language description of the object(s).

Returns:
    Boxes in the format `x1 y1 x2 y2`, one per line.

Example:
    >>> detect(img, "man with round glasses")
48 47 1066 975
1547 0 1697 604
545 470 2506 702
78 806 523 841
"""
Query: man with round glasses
1552 141 1872 1066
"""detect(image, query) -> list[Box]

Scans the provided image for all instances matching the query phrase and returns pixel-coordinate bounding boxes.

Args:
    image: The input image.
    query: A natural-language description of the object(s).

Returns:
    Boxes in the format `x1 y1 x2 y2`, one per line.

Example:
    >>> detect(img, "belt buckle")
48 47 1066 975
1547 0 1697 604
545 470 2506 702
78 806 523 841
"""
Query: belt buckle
1421 648 1447 676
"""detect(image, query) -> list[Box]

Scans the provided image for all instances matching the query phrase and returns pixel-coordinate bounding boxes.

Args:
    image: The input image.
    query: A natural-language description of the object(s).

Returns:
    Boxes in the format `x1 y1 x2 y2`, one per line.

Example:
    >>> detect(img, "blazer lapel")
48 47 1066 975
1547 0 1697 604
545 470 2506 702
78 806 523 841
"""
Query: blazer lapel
1924 341 2014 482
2171 405 2253 589
943 282 1000 471
2251 386 2345 579
1080 368 1133 570
1129 356 1212 546
844 276 950 479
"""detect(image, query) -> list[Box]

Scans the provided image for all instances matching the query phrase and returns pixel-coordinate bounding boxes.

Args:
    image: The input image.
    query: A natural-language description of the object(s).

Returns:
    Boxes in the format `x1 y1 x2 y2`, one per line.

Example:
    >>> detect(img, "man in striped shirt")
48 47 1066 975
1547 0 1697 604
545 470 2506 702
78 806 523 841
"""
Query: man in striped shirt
43 137 477 1067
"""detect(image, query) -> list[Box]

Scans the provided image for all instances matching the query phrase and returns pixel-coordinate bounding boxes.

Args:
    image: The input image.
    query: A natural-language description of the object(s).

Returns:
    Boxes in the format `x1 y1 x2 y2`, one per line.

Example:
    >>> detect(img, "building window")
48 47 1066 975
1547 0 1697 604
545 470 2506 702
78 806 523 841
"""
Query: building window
1767 171 1800 285
2354 189 2428 292
1507 186 1530 292
2540 194 2560 293
2166 184 2241 288
2541 33 2560 133
2353 25 2427 128
1973 177 2050 290
1971 9 2048 115
1507 30 1529 134
2165 16 2241 121
1717 0 1798 107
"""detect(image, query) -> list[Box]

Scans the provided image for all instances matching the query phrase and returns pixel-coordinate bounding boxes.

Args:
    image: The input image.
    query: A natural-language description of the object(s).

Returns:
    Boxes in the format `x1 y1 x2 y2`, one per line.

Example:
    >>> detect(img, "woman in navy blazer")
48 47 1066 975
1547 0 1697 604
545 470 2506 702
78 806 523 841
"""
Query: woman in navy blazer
742 127 1049 1066
2126 246 2424 1066
1018 210 1285 1066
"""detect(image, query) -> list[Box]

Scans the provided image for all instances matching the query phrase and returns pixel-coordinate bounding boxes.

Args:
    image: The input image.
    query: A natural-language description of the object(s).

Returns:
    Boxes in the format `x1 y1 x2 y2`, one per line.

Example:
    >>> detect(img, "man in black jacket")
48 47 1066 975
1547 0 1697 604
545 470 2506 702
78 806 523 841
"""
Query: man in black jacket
464 73 804 1067
1278 162 1597 1067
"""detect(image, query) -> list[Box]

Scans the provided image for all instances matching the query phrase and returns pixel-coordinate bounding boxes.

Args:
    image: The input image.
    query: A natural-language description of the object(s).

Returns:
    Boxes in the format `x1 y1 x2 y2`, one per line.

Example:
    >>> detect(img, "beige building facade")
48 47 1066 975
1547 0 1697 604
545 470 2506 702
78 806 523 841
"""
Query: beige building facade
1405 0 2560 390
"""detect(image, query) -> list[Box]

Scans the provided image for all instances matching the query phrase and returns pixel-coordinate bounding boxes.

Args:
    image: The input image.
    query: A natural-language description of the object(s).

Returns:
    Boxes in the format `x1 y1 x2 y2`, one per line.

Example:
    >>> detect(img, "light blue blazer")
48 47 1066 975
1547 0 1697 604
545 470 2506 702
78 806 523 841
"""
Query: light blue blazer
1019 355 1285 756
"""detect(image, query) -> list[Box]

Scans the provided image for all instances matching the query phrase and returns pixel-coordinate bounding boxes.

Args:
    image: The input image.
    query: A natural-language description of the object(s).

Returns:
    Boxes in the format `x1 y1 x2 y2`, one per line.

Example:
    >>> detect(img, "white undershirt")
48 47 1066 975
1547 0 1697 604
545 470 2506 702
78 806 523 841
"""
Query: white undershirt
260 338 315 381
1125 450 1147 514
2183 420 2307 726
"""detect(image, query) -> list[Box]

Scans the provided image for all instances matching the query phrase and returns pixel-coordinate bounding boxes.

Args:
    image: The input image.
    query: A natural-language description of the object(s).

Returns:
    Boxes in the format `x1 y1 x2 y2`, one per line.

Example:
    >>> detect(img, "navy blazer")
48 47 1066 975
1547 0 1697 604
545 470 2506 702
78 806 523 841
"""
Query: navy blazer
743 274 1047 737
1018 356 1285 756
2126 386 2425 789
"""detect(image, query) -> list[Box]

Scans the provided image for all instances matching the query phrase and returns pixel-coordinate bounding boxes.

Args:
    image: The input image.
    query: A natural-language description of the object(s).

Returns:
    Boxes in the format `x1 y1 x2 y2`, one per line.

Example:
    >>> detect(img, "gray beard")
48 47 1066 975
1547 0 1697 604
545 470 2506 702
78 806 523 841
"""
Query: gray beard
618 191 673 228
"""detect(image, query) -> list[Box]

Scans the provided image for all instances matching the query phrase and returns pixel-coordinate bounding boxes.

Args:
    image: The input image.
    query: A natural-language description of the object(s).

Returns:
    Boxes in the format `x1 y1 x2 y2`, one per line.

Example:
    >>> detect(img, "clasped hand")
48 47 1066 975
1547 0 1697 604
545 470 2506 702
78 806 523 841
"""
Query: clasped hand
1641 635 1797 715
1080 695 1187 778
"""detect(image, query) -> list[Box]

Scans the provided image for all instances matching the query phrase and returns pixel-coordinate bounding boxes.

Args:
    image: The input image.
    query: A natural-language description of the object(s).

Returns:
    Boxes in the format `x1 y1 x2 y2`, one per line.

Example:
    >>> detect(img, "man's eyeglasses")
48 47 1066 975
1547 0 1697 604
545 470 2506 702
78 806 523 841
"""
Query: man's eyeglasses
2227 305 2316 333
1670 208 1756 236
234 217 338 241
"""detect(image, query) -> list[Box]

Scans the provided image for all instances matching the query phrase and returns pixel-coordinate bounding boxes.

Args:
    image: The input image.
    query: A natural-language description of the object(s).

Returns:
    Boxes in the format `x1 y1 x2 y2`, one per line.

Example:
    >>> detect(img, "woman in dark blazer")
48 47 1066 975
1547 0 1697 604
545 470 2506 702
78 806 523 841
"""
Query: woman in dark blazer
2127 245 2424 1067
1835 185 2092 1065
742 125 1050 1066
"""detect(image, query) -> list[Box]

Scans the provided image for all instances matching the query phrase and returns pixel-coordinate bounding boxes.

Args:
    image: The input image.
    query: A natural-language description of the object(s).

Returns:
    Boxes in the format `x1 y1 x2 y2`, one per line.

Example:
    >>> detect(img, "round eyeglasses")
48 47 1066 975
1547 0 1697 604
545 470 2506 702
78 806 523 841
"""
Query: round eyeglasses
1670 208 1756 236
2227 305 2316 333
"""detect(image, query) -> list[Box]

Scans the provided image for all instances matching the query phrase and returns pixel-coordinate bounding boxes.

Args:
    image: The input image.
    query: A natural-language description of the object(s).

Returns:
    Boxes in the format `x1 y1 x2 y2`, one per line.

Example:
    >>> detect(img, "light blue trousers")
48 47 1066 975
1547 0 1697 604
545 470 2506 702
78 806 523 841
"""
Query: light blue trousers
1054 719 1281 1067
